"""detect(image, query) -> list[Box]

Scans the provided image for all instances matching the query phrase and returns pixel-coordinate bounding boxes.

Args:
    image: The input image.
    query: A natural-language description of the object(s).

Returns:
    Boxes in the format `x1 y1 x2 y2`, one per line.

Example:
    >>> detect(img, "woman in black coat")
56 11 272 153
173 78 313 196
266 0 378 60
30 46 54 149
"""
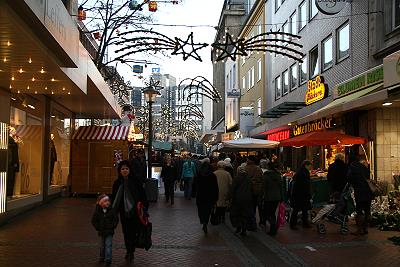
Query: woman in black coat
289 160 312 230
112 160 148 263
230 165 253 236
348 155 373 235
196 158 219 234
327 153 348 202
160 157 178 205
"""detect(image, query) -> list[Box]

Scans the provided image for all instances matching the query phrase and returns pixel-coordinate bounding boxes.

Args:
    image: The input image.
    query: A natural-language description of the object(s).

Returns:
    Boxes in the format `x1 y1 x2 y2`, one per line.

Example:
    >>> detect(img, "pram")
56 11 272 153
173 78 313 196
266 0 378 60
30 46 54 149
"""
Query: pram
311 183 355 234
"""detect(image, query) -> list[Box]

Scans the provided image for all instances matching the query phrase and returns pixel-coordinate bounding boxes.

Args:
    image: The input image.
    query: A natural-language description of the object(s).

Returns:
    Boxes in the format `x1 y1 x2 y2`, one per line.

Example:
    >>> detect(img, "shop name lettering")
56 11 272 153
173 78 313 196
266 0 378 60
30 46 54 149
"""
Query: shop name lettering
293 118 333 136
46 2 67 39
337 67 383 97
305 76 326 105
267 130 290 142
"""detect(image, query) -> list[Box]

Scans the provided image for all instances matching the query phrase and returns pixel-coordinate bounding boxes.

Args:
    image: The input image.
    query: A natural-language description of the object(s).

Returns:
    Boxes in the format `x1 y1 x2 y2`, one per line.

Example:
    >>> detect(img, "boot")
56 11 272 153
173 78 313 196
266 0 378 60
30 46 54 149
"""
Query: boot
363 215 370 235
352 215 365 236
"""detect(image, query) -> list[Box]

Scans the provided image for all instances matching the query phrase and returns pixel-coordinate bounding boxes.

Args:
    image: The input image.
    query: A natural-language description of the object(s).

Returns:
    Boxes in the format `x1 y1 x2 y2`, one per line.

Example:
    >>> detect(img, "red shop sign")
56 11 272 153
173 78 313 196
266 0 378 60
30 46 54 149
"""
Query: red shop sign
267 130 290 142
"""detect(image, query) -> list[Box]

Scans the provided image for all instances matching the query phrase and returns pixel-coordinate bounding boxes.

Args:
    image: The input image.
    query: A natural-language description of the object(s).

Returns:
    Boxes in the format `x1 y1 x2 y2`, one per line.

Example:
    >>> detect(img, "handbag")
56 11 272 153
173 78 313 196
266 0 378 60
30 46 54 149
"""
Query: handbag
210 206 220 226
179 181 184 191
135 202 152 251
367 179 380 197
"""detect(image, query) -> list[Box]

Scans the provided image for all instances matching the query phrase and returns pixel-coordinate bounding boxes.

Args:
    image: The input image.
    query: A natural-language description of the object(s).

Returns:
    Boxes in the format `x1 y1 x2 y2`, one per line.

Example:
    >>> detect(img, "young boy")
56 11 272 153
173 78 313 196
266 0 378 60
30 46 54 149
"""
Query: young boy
91 194 119 266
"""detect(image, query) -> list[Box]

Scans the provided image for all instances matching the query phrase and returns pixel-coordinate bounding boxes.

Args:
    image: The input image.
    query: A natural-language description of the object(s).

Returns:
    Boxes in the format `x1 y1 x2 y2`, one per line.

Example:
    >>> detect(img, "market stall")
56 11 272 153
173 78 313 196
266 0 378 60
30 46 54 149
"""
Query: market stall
218 138 279 152
279 130 367 206
71 125 143 194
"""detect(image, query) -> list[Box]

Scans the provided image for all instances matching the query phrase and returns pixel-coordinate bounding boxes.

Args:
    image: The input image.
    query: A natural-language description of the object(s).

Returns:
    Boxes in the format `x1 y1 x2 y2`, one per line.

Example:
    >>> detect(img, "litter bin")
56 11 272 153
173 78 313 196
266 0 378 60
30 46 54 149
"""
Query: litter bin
145 178 159 202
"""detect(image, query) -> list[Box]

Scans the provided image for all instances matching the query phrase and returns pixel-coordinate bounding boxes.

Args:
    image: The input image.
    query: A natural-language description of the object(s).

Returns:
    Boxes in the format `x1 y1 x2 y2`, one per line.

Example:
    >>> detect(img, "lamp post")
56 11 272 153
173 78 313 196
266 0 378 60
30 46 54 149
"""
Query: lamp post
143 86 161 180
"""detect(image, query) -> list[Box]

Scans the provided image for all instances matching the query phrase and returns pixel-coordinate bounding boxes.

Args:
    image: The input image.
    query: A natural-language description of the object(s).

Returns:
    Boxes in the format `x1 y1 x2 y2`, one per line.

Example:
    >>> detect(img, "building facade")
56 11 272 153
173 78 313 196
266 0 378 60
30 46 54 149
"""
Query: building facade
0 0 120 222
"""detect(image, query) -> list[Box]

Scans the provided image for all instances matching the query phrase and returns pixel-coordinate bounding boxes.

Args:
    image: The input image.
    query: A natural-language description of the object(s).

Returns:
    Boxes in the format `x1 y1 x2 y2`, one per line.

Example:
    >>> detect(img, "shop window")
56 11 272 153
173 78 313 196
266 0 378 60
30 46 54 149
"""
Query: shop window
49 105 72 187
309 0 318 20
394 0 400 29
290 11 297 35
290 63 298 90
283 70 289 95
8 97 44 200
299 56 307 84
257 59 262 82
309 46 319 78
275 76 282 100
322 36 333 71
337 22 350 61
299 1 307 31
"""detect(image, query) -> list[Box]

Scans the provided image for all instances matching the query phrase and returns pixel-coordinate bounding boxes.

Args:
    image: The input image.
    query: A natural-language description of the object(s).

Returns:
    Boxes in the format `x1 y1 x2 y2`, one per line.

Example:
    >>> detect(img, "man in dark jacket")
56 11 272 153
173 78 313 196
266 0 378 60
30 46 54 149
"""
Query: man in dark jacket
348 154 373 235
290 160 312 230
160 157 178 205
92 194 119 265
327 153 348 202
245 156 264 230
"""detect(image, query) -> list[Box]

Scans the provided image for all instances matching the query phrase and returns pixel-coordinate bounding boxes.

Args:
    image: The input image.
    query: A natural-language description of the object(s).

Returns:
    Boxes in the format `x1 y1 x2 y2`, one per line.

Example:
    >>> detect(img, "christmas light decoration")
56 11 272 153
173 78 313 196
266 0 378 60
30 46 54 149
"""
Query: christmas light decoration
178 76 222 103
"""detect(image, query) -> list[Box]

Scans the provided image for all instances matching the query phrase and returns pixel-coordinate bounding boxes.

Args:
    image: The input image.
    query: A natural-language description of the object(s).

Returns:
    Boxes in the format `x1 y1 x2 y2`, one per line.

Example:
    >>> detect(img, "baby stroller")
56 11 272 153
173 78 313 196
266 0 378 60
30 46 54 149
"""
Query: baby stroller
311 183 355 234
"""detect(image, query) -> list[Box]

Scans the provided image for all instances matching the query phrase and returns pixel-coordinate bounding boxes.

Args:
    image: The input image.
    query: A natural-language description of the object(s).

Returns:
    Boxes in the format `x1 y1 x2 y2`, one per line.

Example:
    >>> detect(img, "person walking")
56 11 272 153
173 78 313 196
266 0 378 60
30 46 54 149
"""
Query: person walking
245 156 264 230
214 161 233 223
91 194 119 266
230 164 253 236
112 160 148 263
327 153 348 203
196 158 219 234
224 157 235 178
160 157 178 205
289 160 312 230
181 156 197 200
348 154 373 235
261 162 283 235
259 159 269 174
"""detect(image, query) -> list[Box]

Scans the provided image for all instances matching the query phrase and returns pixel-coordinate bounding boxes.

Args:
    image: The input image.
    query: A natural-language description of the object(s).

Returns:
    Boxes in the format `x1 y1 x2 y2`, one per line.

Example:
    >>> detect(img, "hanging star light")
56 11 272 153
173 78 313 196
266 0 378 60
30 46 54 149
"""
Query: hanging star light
115 30 209 62
171 32 209 62
211 31 305 62
178 76 222 103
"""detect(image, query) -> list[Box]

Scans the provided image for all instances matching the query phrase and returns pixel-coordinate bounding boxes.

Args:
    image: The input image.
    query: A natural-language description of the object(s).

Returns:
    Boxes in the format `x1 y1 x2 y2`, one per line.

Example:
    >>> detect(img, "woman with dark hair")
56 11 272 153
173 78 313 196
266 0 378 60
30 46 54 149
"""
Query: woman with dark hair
261 161 283 235
289 160 312 230
112 160 148 263
196 158 219 234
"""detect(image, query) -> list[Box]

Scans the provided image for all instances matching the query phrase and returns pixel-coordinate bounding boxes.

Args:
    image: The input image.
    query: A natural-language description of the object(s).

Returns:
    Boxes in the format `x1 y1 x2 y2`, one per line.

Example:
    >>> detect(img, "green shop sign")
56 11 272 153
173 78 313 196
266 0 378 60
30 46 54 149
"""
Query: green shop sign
335 66 383 98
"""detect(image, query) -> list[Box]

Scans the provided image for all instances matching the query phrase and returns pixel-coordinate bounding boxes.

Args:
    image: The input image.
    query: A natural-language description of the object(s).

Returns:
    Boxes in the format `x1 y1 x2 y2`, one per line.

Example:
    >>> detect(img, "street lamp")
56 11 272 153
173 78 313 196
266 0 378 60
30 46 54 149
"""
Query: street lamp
143 86 161 181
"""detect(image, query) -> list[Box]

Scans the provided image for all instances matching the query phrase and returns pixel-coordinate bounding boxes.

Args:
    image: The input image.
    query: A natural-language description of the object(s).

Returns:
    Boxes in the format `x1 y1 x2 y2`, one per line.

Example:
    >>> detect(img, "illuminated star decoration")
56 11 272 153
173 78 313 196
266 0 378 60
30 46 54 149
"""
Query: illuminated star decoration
211 32 248 61
171 32 209 62
144 77 163 91
212 31 305 62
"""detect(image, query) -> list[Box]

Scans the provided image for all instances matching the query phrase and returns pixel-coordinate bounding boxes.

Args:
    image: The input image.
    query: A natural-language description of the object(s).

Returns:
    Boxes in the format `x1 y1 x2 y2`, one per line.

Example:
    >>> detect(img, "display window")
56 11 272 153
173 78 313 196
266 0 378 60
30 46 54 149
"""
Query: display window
8 95 44 199
49 104 72 187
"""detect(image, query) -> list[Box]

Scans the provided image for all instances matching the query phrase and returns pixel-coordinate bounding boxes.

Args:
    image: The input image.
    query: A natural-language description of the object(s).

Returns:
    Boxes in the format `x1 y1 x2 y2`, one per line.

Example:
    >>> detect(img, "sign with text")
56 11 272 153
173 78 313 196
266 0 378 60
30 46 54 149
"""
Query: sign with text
267 130 290 142
305 75 327 105
315 0 349 15
335 65 383 99
227 89 240 98
292 117 334 136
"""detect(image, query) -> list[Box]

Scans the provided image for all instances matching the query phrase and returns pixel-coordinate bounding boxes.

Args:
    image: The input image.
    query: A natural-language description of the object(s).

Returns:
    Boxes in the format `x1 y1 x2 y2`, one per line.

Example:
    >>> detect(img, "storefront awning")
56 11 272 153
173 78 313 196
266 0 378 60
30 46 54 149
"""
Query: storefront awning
219 138 279 151
279 131 367 147
260 102 307 118
72 126 130 140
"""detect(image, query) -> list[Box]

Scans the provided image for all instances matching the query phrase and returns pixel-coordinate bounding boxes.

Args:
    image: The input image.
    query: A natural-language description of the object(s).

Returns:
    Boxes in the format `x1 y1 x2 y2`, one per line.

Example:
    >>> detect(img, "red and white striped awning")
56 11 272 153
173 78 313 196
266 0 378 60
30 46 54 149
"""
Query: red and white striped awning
15 125 42 140
72 126 130 140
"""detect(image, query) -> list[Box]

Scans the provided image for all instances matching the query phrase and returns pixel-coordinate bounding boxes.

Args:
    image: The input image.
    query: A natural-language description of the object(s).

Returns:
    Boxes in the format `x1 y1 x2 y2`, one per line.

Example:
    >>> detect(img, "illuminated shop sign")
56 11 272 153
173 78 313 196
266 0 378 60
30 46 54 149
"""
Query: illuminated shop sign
267 130 290 142
292 117 334 136
305 75 327 105
336 66 383 98
222 130 243 141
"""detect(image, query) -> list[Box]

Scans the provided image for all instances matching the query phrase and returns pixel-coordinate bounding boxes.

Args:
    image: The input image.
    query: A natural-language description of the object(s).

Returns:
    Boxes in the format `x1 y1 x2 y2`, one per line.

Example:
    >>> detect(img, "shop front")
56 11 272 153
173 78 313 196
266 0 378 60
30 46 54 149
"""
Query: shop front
0 0 120 222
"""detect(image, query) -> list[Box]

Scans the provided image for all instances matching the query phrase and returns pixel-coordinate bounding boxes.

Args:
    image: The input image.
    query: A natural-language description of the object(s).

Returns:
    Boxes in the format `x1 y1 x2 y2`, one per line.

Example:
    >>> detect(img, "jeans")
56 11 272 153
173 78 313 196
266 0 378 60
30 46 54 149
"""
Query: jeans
183 177 194 199
100 235 113 263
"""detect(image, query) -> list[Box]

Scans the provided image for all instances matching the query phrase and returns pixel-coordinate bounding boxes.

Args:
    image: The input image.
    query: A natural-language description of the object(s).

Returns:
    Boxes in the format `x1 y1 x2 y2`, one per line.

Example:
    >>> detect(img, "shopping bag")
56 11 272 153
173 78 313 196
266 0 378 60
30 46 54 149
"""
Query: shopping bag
135 202 152 251
277 202 286 228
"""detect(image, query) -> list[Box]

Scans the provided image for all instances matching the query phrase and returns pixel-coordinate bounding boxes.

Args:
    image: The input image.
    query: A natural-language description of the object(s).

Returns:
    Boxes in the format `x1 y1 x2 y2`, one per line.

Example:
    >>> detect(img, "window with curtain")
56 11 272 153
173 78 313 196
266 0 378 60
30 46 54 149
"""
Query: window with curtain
299 1 307 31
337 22 350 60
309 0 318 20
290 63 298 90
283 70 289 95
322 36 333 70
275 76 282 99
309 46 319 78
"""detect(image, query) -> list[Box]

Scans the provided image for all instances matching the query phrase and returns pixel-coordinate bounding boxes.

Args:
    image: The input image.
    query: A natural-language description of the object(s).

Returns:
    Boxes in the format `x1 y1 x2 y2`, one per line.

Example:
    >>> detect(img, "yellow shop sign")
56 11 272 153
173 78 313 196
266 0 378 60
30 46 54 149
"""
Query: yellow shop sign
305 75 327 105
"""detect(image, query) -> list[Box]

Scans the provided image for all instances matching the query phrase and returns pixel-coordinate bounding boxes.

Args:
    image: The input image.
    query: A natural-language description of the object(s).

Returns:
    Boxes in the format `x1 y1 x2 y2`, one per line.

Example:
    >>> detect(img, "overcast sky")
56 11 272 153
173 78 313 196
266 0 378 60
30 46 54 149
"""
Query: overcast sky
119 0 225 86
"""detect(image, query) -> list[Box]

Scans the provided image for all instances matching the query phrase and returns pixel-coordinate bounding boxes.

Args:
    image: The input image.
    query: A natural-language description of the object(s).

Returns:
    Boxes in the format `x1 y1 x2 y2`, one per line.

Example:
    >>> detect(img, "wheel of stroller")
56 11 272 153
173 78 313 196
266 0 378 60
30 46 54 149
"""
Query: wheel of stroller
310 211 317 220
340 227 349 235
317 223 326 234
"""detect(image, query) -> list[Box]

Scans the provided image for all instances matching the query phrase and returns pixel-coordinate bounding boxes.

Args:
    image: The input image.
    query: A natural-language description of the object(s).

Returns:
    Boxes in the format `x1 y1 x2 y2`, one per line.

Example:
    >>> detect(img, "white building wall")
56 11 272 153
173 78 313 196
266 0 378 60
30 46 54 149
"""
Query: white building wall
224 59 240 131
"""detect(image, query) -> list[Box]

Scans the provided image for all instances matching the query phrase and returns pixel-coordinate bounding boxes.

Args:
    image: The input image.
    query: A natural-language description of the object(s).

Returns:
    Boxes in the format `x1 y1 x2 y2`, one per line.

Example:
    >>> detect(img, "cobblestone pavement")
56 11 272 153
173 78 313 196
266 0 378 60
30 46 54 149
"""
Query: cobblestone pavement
0 192 399 267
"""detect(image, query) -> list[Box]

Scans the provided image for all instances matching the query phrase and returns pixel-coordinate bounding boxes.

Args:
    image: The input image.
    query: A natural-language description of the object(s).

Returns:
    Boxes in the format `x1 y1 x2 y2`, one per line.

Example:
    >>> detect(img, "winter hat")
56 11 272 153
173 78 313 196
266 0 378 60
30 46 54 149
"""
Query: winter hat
97 194 109 208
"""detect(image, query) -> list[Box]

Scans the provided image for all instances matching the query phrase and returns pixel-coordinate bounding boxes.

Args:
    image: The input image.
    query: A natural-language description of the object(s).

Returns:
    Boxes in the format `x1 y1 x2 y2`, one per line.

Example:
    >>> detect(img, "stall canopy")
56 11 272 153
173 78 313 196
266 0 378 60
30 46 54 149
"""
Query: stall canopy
72 125 130 140
279 131 367 147
219 138 279 151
